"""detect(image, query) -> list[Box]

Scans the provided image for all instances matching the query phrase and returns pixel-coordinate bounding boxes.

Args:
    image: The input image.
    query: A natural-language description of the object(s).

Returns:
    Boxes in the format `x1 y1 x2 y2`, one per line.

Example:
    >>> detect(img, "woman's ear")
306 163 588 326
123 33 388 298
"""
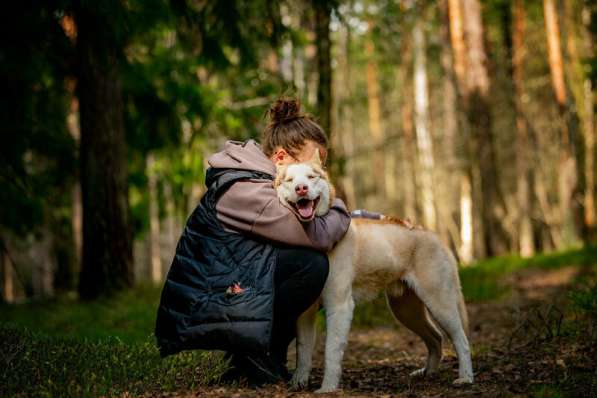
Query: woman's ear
272 148 289 164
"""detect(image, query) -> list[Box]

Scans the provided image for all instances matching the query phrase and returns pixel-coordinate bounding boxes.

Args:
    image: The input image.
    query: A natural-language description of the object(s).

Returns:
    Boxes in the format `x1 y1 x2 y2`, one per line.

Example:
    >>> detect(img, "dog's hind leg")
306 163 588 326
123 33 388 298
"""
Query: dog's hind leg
317 286 355 393
405 272 474 385
290 301 318 389
386 281 442 377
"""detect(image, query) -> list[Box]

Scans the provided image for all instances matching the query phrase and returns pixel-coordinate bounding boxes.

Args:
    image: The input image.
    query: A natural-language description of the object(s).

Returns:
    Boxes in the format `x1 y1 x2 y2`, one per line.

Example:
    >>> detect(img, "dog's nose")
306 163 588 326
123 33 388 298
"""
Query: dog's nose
295 184 309 196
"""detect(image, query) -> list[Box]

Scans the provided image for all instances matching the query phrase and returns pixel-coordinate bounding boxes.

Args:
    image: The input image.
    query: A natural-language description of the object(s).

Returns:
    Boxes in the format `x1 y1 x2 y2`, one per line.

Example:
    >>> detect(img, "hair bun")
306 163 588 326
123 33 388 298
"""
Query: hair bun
268 97 303 124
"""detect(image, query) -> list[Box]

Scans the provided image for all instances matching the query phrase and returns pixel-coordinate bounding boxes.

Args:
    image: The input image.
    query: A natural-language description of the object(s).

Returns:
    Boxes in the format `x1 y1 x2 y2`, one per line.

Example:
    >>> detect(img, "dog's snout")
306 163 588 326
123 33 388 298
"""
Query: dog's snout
295 184 309 196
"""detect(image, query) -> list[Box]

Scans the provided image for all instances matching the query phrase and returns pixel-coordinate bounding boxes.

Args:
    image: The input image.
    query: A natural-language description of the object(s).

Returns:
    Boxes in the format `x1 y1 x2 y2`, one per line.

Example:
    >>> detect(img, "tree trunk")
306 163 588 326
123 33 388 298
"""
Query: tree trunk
512 0 535 257
439 0 465 258
313 0 332 137
76 1 133 299
147 153 162 283
336 21 357 209
66 84 83 285
459 175 474 263
163 181 179 264
460 0 510 256
581 5 595 236
412 17 436 230
1 241 14 303
543 0 582 245
448 0 467 92
401 75 419 221
365 37 386 199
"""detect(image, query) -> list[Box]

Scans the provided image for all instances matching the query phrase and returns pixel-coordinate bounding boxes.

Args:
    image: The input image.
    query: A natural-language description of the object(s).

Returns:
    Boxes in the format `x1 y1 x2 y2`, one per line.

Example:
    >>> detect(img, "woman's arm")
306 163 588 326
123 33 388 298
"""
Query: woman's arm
216 180 350 252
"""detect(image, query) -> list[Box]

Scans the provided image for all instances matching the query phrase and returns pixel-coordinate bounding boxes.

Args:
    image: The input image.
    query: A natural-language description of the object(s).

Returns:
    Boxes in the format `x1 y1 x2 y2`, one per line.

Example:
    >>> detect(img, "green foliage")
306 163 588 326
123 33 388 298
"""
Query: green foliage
0 323 227 397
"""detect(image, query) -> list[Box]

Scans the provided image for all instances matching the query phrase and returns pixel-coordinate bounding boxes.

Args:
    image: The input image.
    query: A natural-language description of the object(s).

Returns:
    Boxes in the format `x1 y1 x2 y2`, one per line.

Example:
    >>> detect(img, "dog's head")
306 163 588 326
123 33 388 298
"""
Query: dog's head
274 150 334 222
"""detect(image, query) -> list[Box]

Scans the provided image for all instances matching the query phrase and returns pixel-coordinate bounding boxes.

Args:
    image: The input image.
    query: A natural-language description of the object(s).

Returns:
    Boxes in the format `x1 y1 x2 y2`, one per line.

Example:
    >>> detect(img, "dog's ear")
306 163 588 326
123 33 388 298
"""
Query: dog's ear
274 163 287 188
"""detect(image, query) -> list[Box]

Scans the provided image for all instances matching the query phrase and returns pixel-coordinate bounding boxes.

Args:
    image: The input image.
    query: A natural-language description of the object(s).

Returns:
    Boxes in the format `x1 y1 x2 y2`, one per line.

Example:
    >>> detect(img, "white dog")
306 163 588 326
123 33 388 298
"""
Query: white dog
275 152 474 393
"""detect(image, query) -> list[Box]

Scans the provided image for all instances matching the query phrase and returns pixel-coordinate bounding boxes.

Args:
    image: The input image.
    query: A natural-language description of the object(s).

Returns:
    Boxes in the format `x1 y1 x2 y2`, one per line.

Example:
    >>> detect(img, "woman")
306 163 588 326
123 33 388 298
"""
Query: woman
155 97 350 385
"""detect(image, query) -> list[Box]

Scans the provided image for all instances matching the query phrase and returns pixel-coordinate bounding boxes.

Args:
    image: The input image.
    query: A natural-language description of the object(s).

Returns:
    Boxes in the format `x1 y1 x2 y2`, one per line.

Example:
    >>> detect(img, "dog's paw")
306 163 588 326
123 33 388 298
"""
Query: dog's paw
409 367 426 378
315 386 338 394
289 372 309 390
452 376 474 386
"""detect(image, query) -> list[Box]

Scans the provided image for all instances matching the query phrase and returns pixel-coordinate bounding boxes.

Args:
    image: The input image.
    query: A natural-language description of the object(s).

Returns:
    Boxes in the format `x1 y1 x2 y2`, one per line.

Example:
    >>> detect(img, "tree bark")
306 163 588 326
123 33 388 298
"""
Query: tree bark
512 0 535 257
581 5 595 235
313 0 332 137
458 0 510 256
1 241 14 303
76 1 133 299
440 0 466 259
147 153 162 283
543 0 582 245
412 17 436 230
365 37 386 199
401 74 419 221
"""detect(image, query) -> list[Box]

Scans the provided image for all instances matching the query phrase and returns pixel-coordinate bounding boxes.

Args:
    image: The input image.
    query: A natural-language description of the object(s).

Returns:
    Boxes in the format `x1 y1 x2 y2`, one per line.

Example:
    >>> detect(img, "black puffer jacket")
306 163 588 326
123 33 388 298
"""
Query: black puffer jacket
155 168 278 357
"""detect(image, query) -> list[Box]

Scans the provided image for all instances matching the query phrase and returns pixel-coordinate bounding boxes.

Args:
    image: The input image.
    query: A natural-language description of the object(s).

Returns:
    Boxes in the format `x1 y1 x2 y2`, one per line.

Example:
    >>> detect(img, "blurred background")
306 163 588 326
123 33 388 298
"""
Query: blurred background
0 0 595 301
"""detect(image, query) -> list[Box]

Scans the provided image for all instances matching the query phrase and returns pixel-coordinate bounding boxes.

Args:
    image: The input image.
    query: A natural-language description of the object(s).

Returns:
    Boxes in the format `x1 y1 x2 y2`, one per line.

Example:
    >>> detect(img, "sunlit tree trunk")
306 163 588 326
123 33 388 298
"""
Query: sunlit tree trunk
440 0 465 260
543 0 582 245
456 0 510 257
365 37 386 199
400 66 418 220
412 17 436 230
76 1 133 299
147 153 162 283
581 5 595 236
1 240 14 303
512 0 535 257
65 82 83 284
563 0 595 239
336 21 357 208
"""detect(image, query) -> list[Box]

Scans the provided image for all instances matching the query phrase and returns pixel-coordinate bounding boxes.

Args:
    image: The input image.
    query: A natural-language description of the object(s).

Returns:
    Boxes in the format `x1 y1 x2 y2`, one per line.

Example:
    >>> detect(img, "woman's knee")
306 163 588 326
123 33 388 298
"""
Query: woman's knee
303 249 329 287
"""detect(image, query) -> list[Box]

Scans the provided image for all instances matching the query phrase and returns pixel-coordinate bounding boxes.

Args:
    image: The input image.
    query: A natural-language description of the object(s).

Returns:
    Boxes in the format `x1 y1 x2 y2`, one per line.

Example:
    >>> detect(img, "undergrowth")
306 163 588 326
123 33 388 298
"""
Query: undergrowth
0 323 227 397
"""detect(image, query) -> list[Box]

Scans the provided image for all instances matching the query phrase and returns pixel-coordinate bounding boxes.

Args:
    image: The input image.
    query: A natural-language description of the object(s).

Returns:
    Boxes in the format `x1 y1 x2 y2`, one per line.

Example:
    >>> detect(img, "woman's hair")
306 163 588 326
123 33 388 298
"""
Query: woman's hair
262 96 328 159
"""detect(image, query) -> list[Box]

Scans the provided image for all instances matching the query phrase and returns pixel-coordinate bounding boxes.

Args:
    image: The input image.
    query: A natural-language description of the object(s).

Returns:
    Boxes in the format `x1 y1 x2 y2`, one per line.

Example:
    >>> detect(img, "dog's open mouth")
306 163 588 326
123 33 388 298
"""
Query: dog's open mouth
290 197 320 221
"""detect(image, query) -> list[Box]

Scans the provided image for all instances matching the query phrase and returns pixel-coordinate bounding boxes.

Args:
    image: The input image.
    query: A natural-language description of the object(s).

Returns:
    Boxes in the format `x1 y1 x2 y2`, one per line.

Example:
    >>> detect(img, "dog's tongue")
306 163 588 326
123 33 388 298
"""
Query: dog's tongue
297 200 314 219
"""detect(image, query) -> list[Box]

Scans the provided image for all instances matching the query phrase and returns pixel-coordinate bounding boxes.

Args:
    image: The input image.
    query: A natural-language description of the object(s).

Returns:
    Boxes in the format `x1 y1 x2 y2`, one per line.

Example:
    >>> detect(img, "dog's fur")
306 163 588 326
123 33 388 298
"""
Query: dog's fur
275 152 474 393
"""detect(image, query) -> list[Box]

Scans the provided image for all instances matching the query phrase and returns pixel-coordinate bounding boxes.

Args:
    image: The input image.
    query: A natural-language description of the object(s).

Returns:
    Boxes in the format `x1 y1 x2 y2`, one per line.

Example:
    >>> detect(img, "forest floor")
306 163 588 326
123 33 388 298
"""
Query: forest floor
1 247 596 397
192 263 597 398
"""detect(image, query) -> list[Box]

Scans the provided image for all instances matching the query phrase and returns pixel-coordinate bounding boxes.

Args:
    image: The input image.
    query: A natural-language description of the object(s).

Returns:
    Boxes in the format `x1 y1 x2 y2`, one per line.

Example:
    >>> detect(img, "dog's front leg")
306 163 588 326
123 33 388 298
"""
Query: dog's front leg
290 301 318 389
316 293 355 393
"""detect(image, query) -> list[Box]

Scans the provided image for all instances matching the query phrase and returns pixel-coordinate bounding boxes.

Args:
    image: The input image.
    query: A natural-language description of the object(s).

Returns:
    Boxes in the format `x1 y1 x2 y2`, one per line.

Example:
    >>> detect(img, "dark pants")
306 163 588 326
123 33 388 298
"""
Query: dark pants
271 247 330 366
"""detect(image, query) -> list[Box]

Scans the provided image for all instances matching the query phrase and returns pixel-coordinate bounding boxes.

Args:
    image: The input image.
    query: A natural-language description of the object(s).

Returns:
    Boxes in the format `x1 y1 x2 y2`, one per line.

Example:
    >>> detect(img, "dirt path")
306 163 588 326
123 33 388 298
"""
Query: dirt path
191 266 596 397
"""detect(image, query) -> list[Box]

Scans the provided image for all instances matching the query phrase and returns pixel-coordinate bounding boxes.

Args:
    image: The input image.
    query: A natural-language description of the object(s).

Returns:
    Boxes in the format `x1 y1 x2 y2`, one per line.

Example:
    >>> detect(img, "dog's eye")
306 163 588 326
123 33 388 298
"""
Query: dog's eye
284 176 293 182
308 175 317 180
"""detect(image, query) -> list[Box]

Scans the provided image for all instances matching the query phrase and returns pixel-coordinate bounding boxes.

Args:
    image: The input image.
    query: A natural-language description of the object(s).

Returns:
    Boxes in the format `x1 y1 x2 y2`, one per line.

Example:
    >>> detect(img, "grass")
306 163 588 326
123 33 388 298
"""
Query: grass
1 246 596 395
0 323 227 397
460 245 597 302
0 283 229 396
0 283 162 342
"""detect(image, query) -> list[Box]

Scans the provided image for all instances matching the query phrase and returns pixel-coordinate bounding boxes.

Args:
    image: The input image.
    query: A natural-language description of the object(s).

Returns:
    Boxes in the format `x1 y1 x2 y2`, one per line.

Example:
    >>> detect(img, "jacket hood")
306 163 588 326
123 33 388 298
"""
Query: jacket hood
208 140 276 176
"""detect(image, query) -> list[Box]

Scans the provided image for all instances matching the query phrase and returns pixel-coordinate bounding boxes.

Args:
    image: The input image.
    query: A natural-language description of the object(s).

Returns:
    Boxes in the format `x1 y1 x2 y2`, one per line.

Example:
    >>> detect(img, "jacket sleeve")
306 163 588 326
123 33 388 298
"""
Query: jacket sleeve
215 180 351 252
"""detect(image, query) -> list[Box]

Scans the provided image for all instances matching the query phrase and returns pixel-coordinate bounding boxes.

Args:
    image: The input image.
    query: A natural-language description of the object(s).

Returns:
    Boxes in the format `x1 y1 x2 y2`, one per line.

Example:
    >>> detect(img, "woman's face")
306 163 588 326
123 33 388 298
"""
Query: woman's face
271 140 327 166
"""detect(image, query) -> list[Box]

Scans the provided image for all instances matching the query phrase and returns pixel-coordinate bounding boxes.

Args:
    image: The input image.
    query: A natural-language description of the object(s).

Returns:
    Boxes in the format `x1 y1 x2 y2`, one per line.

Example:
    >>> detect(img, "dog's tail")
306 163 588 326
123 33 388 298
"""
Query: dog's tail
458 289 469 336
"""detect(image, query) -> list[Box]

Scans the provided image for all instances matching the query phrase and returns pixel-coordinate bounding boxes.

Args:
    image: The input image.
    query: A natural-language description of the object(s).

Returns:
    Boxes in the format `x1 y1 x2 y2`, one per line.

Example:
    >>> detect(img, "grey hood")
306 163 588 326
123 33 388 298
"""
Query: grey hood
208 140 276 176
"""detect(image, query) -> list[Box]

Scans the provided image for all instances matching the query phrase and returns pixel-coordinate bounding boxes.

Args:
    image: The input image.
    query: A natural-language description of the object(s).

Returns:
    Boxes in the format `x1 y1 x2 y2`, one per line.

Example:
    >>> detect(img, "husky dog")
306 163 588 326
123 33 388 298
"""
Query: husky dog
275 151 474 393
